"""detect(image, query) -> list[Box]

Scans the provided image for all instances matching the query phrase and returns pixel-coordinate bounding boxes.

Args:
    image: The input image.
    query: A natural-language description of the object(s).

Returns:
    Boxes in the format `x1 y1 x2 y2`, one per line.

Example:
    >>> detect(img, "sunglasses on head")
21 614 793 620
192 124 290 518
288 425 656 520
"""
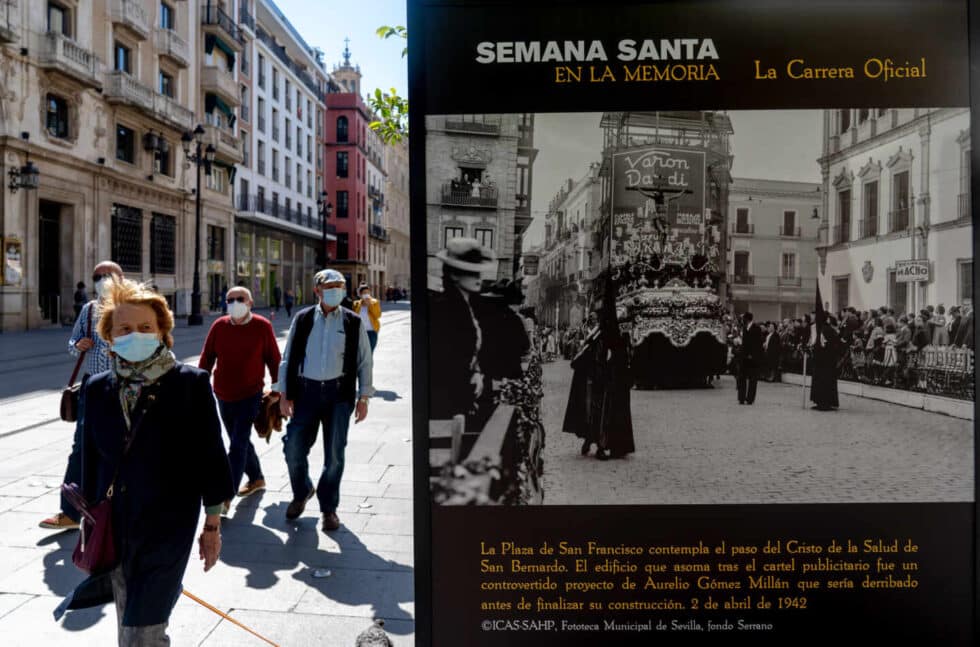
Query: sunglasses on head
92 273 110 283
228 296 248 303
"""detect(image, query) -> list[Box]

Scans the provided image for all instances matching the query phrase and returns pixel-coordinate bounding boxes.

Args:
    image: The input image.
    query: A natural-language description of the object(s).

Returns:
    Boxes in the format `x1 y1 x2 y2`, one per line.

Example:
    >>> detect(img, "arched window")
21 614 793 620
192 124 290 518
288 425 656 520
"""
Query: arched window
336 116 348 142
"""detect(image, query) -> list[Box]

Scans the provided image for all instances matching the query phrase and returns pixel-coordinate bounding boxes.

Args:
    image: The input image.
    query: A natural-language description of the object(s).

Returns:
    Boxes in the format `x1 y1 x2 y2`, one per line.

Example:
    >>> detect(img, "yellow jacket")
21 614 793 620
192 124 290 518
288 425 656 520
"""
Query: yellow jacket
353 297 382 331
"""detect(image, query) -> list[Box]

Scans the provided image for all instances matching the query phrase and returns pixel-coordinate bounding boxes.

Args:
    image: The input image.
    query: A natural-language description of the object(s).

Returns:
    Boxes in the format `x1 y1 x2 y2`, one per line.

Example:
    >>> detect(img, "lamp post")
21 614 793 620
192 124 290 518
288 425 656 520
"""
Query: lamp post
316 191 333 268
181 124 215 326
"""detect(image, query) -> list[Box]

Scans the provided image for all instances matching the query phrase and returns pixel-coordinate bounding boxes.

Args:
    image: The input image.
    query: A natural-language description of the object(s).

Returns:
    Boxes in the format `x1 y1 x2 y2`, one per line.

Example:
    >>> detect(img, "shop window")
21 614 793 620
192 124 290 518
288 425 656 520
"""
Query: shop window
150 213 176 274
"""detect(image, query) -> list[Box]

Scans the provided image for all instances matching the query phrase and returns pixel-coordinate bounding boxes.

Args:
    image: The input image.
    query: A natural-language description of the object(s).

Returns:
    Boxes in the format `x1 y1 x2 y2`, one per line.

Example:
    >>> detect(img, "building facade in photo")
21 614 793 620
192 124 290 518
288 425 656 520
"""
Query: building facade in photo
425 113 536 284
323 47 371 294
534 164 602 328
0 0 223 330
816 108 971 315
234 0 332 309
365 113 388 296
727 178 822 321
385 135 410 295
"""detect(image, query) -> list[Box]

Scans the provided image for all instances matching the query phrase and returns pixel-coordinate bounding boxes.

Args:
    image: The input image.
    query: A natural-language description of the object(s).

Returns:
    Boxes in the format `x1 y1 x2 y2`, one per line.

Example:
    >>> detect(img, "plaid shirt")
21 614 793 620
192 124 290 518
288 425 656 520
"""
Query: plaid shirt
68 300 113 376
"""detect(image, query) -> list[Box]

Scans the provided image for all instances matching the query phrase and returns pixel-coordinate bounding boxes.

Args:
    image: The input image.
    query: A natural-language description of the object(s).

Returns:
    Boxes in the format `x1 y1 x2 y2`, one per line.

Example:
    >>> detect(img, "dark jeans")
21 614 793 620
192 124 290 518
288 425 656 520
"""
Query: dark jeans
217 394 264 491
736 364 759 404
60 374 89 521
282 378 352 513
367 330 378 352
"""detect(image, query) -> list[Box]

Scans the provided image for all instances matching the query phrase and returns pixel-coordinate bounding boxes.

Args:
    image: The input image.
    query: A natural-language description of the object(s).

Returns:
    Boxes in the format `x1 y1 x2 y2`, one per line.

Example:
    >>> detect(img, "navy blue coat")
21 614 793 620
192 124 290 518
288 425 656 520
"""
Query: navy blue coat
64 363 233 626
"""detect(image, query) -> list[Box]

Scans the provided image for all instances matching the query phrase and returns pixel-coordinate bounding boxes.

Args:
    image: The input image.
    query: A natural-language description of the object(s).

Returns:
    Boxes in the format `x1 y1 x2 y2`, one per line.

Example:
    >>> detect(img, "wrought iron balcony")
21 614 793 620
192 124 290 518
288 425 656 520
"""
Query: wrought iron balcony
777 276 802 287
959 193 971 220
831 224 852 245
200 4 244 49
440 181 498 208
239 4 255 32
368 185 384 204
444 118 500 136
731 222 754 235
154 28 189 67
888 208 910 233
39 32 102 88
369 224 390 242
779 225 801 237
859 217 878 239
732 274 755 285
110 0 150 40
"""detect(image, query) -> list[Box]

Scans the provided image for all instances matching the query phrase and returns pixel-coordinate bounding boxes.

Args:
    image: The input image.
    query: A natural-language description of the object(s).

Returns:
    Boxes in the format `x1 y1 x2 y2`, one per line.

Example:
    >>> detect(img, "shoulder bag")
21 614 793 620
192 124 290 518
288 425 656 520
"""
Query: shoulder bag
60 304 93 422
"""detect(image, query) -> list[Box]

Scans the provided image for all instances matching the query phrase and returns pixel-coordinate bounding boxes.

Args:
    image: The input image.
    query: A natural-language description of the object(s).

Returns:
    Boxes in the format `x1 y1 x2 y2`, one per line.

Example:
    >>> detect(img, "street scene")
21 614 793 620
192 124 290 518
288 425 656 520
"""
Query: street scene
0 303 413 646
426 109 974 507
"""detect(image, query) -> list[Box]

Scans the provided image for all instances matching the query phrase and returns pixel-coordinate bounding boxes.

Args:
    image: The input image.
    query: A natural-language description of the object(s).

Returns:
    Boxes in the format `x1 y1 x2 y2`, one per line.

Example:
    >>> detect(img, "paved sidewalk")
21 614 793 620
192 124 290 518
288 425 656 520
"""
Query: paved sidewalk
0 303 415 646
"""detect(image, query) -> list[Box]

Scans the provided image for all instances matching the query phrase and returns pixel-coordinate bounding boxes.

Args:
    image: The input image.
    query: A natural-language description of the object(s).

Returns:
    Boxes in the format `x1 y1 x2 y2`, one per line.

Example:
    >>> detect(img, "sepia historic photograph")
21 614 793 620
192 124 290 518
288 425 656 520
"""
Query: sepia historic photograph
425 109 974 506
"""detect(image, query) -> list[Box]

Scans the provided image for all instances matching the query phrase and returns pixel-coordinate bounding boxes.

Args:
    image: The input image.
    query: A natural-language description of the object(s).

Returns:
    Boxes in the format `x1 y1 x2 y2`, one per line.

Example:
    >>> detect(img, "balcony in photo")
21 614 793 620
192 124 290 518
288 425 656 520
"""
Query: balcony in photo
779 225 801 238
154 27 189 67
444 117 501 136
200 3 244 50
201 65 240 106
731 222 754 236
440 181 498 208
204 124 243 164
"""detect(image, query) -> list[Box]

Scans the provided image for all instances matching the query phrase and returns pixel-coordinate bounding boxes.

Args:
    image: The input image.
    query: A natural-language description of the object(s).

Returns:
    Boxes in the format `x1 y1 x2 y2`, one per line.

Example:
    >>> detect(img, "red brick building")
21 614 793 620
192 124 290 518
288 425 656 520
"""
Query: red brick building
322 49 370 293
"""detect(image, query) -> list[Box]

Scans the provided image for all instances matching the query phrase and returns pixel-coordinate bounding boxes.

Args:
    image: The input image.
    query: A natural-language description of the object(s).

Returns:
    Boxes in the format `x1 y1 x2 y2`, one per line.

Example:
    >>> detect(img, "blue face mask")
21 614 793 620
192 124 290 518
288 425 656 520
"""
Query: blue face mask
319 287 346 308
112 332 162 363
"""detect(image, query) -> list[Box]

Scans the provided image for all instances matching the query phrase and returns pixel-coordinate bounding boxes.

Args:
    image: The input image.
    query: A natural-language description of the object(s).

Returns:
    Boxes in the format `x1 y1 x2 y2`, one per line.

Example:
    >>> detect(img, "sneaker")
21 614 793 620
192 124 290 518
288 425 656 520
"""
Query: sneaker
321 511 341 532
238 479 266 497
39 512 79 530
286 488 315 520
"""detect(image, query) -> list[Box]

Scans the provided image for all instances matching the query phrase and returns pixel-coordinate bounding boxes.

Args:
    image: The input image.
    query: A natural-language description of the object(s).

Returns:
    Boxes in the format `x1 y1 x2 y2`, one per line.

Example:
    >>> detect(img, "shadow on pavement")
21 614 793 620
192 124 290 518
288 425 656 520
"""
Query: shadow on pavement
372 390 402 402
39 531 106 631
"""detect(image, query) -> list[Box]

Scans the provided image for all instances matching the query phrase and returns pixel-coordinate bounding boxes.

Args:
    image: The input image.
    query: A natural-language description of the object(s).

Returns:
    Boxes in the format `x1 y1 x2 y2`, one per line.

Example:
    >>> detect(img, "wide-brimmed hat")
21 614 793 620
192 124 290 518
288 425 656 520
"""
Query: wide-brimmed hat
436 237 495 273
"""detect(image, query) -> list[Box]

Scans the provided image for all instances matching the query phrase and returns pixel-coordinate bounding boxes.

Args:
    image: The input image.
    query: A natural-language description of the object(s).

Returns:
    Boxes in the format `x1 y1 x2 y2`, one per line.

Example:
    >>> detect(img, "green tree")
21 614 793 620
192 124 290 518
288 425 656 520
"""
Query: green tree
368 25 408 144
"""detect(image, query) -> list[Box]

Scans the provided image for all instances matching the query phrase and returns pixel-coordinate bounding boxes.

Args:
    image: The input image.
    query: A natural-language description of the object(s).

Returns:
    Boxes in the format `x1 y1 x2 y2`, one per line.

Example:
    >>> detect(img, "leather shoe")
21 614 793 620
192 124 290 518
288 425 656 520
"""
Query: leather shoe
580 439 592 456
321 511 341 532
286 488 315 520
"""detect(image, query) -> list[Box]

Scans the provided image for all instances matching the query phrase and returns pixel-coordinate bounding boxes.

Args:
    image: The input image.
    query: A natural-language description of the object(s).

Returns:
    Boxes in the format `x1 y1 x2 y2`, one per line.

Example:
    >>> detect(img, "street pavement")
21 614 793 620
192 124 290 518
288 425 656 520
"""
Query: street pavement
539 359 974 505
0 303 415 646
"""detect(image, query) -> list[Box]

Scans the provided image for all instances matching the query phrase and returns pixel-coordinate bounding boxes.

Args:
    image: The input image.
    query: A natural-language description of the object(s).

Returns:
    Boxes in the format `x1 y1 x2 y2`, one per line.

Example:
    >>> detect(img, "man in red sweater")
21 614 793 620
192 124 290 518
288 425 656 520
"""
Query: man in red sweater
199 286 282 510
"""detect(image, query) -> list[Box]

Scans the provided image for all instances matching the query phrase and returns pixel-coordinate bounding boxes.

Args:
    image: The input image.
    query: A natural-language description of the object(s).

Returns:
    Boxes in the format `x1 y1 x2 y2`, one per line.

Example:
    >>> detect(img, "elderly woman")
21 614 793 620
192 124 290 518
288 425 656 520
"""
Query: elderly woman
61 279 233 645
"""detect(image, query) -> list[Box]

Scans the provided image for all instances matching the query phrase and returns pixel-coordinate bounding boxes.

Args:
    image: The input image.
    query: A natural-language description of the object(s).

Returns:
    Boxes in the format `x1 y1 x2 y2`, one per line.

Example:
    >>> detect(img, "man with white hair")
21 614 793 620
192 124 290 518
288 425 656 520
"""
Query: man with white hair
274 269 373 532
199 285 282 509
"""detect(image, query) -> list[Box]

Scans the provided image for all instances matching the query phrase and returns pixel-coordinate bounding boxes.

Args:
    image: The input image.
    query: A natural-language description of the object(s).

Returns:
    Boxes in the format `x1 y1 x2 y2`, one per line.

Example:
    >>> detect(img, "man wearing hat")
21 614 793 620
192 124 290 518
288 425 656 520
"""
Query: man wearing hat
429 238 497 421
274 268 374 531
353 283 382 352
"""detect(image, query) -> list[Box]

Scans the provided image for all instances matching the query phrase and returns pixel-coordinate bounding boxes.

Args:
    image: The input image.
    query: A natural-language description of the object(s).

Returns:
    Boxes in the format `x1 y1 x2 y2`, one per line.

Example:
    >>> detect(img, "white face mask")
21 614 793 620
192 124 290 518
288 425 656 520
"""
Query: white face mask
94 279 109 298
228 301 250 320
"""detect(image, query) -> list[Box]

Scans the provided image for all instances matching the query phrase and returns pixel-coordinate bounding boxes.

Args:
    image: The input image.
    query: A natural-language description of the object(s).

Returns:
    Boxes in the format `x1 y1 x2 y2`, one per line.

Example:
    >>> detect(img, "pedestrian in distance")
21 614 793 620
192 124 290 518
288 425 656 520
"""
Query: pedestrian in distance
40 261 124 531
73 281 87 319
353 283 382 352
736 311 764 405
275 269 374 532
284 288 295 317
61 278 233 646
199 286 282 513
273 283 283 317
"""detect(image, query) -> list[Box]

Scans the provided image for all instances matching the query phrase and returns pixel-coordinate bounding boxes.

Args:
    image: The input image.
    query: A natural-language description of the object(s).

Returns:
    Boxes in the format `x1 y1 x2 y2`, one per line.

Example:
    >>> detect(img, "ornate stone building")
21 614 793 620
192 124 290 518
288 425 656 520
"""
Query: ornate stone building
385 135 410 294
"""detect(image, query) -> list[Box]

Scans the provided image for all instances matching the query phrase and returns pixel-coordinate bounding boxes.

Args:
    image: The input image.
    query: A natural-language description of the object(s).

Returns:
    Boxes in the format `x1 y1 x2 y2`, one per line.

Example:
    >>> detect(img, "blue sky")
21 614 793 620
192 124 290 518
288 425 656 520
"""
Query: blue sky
273 0 408 97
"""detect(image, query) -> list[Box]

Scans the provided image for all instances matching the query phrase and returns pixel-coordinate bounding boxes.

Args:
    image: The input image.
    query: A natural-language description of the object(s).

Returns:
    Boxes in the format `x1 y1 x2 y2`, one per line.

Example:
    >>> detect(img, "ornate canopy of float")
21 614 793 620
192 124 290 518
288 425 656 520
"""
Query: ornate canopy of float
616 279 727 348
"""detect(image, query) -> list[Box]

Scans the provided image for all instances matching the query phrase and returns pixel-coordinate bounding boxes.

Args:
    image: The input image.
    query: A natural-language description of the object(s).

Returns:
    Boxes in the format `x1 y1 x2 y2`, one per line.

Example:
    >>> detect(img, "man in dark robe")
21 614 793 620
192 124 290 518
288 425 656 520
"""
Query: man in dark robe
736 312 764 404
810 316 842 411
597 322 635 459
562 325 604 456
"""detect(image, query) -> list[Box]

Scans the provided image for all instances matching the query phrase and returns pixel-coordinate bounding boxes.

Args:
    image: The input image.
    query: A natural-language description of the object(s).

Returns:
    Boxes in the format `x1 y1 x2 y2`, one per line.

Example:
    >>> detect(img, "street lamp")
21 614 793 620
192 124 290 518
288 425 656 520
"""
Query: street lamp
316 191 333 268
181 124 216 326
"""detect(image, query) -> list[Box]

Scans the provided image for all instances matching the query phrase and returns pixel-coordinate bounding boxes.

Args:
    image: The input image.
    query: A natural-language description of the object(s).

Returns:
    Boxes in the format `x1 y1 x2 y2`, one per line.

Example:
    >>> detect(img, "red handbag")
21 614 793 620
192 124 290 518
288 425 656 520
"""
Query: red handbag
62 482 117 575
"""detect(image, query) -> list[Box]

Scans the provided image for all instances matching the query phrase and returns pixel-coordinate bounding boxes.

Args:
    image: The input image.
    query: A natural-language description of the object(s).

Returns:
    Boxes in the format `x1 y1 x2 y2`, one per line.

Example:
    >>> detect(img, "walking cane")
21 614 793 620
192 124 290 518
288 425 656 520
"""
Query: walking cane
801 351 808 409
182 589 280 647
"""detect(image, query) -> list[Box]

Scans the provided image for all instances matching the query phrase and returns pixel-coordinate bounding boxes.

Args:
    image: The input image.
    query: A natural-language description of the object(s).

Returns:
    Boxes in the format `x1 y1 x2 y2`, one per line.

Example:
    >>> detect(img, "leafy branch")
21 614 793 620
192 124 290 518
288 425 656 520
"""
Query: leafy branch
368 25 409 144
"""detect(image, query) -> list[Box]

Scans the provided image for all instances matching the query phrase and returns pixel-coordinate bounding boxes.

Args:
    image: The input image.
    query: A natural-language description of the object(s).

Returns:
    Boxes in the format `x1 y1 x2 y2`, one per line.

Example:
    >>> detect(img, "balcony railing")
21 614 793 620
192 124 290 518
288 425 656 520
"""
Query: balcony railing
832 224 852 245
104 71 154 111
152 92 193 130
255 26 323 99
440 181 498 208
272 167 279 182
778 276 803 287
445 118 500 136
272 125 280 141
0 0 19 43
257 159 265 175
200 4 244 47
204 124 242 163
779 225 801 237
732 274 755 285
240 103 249 122
39 32 102 87
731 223 754 235
369 224 390 242
285 174 292 188
257 115 265 132
368 186 384 204
110 0 150 40
518 124 534 148
859 217 878 239
239 4 255 31
888 208 910 233
239 194 330 231
958 193 971 220
154 27 189 67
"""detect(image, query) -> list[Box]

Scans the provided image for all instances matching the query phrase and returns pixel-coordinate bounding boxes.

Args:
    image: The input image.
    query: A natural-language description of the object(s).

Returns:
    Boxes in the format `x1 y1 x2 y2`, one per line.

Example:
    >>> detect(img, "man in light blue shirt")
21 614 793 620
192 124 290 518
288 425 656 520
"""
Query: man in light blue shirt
275 268 373 532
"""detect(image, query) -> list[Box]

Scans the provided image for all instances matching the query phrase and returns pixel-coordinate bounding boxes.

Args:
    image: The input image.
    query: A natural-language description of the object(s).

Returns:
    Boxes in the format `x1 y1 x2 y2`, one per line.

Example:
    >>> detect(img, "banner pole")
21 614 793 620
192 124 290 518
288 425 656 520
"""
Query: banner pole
802 351 808 409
